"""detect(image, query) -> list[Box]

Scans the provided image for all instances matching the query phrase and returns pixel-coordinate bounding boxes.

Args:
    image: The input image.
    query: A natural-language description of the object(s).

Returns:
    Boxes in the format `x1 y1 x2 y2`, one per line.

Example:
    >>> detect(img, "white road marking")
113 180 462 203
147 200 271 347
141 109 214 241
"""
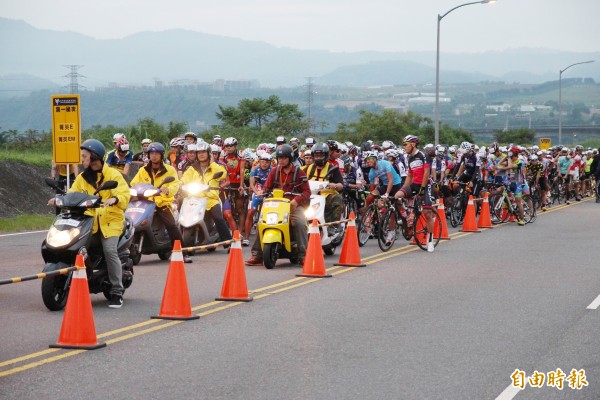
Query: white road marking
0 230 47 238
586 294 600 310
495 383 523 400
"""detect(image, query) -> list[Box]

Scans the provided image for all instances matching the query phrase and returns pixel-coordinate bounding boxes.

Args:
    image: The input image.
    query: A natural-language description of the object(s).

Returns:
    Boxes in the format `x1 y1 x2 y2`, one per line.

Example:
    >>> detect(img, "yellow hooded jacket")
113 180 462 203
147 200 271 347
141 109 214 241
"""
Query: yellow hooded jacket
130 161 181 209
180 162 227 211
68 164 130 238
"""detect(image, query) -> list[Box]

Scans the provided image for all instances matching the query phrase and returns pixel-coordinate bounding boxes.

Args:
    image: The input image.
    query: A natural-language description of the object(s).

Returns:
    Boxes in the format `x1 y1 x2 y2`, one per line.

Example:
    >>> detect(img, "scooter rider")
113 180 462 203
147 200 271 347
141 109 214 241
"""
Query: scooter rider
245 144 311 266
180 142 233 245
305 142 345 236
48 139 131 308
130 142 192 263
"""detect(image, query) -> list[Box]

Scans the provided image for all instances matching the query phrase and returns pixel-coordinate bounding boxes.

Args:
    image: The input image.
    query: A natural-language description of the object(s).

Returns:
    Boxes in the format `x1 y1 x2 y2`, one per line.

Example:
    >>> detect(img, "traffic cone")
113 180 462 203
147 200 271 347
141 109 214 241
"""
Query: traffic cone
460 195 481 232
477 192 494 229
334 212 366 267
297 220 332 278
151 240 199 320
216 231 253 302
50 254 106 350
435 199 451 240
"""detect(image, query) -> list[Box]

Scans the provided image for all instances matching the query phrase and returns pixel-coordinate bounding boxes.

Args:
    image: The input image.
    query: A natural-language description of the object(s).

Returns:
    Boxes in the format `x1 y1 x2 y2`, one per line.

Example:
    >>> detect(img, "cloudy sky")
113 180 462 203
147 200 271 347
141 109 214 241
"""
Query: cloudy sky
1 0 598 54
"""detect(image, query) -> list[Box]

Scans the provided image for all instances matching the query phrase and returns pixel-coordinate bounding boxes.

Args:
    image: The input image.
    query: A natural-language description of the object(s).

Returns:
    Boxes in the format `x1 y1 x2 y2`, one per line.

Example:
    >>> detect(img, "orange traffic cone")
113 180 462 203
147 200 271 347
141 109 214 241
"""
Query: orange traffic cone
50 254 106 350
151 240 199 321
460 195 481 232
334 212 366 267
435 199 451 240
297 220 332 278
216 231 253 302
477 192 494 229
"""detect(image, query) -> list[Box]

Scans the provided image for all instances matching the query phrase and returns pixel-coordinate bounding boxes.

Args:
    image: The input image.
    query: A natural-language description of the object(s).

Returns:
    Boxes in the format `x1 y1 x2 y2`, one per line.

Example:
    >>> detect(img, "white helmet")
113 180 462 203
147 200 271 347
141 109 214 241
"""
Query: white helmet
259 152 272 161
382 140 394 150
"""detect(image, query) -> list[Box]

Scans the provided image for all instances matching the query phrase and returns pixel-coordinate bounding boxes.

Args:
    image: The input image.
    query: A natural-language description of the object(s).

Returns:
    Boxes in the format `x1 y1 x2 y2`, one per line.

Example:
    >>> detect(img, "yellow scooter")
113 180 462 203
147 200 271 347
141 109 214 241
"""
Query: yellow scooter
257 189 299 269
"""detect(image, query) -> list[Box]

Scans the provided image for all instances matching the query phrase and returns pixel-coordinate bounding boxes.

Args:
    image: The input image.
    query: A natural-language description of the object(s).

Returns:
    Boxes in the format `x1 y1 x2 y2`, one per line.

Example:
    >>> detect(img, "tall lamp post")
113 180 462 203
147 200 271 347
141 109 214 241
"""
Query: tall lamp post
434 0 496 146
558 60 594 146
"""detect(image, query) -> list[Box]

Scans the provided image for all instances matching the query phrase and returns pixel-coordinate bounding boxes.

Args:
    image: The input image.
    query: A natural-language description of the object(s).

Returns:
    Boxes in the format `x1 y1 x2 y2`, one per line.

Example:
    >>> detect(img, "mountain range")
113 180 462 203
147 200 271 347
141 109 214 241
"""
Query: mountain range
1 17 599 90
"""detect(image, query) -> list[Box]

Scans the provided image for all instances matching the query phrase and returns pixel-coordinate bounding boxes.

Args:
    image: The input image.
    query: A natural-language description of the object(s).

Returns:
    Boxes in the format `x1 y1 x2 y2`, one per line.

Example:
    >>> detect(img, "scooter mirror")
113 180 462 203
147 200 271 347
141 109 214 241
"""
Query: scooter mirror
94 180 119 195
212 171 224 180
158 176 176 188
45 177 60 190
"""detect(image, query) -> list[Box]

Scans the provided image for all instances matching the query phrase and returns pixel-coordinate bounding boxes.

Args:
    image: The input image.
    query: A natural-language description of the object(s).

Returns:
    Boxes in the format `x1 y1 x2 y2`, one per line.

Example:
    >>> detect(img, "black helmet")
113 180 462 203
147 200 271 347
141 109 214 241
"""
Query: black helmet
326 140 339 151
275 144 293 160
81 139 106 161
147 142 166 158
312 142 329 167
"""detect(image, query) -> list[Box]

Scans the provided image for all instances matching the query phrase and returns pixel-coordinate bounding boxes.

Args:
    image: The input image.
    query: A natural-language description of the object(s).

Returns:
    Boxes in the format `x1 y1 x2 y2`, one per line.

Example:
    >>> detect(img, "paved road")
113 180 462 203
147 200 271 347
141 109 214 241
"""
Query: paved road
0 199 598 399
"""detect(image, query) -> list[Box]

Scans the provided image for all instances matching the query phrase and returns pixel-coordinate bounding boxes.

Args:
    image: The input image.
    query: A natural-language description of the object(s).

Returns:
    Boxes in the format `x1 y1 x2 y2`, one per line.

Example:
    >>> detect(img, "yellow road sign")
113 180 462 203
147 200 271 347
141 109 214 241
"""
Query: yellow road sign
51 95 81 164
539 137 551 150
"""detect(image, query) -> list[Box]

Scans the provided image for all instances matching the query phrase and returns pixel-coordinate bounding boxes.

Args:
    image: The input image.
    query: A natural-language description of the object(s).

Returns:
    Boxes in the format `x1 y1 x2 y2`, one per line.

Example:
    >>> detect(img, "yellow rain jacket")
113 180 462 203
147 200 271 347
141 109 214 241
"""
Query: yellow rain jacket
130 162 180 209
68 165 130 238
180 162 227 211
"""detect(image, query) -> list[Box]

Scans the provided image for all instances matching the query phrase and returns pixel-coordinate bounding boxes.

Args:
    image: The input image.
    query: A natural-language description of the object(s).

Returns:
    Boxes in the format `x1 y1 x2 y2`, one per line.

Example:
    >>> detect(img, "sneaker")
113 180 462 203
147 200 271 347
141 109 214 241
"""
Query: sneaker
108 295 123 309
183 255 193 263
245 256 263 266
517 219 525 226
566 200 570 205
242 239 250 247
576 197 581 201
385 231 395 244
541 206 547 212
427 241 435 253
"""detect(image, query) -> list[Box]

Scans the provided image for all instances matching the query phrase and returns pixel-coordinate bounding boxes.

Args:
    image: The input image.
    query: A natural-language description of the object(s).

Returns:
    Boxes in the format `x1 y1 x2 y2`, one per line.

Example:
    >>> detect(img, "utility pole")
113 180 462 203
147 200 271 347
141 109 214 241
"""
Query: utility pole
63 65 85 94
305 77 314 133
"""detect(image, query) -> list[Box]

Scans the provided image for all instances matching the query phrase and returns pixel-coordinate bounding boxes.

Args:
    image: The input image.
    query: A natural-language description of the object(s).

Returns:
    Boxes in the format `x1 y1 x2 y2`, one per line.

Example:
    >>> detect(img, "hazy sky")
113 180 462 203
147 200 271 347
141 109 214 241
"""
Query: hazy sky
1 0 599 54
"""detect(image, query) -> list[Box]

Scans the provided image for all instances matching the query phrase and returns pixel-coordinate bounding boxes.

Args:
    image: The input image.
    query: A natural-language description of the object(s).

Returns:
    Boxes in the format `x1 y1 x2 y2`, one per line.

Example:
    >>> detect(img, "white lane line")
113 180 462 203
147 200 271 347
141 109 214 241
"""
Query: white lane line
495 383 523 400
586 294 600 310
0 230 47 238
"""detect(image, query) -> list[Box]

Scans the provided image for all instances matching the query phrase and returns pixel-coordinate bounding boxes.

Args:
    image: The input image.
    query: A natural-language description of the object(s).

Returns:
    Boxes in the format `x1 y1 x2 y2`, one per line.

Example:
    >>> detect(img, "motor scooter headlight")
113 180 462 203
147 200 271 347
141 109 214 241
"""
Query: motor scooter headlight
54 197 63 208
46 226 81 248
143 188 160 197
185 183 204 196
266 212 279 225
304 203 319 220
129 188 137 197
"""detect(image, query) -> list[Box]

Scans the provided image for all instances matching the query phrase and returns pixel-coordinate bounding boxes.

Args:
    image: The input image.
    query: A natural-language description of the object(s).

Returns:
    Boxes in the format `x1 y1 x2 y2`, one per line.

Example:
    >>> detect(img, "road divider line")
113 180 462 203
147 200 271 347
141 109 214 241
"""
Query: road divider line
0 348 60 368
0 349 86 378
586 294 600 310
495 382 523 400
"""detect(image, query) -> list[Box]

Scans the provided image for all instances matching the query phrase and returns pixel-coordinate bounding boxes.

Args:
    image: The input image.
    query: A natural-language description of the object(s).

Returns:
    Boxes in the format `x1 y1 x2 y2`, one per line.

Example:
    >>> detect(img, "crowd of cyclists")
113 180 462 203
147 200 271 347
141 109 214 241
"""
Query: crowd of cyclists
51 131 600 306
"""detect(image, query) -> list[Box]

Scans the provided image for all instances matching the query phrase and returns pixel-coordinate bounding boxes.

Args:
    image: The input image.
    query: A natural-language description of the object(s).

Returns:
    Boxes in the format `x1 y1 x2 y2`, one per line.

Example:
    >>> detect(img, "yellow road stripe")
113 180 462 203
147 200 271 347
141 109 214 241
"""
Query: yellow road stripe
0 350 86 378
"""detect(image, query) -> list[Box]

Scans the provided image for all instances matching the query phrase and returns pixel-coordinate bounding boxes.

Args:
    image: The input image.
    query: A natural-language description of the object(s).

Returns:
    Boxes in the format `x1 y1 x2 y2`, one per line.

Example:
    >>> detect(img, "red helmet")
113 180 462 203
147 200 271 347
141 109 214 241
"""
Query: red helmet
509 146 520 155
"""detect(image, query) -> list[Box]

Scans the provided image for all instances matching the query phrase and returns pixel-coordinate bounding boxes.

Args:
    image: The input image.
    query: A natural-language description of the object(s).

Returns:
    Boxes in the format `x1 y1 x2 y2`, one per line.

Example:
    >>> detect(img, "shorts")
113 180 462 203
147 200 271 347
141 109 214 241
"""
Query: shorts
250 194 264 210
377 183 402 198
400 183 434 209
222 198 232 212
509 182 529 197
568 170 580 182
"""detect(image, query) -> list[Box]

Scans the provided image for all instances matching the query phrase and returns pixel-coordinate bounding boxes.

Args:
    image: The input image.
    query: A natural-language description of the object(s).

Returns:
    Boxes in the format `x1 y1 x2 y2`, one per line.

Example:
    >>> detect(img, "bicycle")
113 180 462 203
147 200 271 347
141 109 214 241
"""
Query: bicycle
357 192 378 247
448 181 471 228
488 184 535 224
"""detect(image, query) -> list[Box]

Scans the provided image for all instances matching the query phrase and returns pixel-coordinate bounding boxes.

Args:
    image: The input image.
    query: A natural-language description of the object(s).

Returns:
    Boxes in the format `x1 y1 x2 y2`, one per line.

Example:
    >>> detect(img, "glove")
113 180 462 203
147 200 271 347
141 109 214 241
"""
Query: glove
103 197 118 207
418 187 424 195
381 193 388 199
160 187 170 195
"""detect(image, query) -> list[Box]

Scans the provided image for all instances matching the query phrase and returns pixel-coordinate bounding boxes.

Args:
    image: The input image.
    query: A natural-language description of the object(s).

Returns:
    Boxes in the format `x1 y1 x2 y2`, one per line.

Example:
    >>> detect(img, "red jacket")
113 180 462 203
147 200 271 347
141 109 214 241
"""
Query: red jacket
263 165 310 208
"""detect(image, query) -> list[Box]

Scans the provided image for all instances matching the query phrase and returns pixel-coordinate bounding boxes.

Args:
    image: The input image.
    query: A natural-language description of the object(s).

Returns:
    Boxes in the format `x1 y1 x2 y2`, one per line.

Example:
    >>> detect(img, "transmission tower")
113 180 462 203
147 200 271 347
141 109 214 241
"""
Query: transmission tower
63 65 85 93
305 77 315 132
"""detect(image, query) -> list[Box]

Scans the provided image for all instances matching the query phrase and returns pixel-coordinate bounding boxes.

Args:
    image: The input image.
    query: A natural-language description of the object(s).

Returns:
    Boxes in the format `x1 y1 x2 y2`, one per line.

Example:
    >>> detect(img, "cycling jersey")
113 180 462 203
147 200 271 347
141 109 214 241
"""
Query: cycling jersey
105 149 133 173
405 150 430 185
368 159 402 186
223 152 243 184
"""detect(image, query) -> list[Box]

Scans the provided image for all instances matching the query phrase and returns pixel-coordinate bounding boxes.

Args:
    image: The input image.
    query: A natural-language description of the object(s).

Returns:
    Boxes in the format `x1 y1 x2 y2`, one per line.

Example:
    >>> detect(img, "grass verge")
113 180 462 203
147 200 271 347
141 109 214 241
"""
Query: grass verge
0 150 53 168
0 214 55 234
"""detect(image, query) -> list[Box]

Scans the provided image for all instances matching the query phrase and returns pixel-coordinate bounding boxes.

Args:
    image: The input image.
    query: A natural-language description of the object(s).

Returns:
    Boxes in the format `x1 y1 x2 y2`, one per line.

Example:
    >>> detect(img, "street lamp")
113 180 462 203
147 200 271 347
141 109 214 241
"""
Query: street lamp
434 0 496 146
558 60 594 146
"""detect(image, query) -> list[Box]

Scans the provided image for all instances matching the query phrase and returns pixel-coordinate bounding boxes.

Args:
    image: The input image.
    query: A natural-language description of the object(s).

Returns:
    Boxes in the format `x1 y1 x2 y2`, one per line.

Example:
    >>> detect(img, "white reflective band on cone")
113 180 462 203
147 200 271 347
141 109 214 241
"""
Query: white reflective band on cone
347 219 355 227
73 268 87 279
171 251 183 262
231 240 242 250
309 225 319 234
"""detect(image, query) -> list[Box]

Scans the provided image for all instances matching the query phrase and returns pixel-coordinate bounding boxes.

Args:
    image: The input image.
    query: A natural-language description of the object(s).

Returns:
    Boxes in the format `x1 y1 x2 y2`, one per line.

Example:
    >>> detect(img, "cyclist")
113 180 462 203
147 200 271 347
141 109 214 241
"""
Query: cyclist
105 136 133 179
132 138 152 166
244 152 273 246
245 144 311 266
305 142 345 237
526 154 547 211
305 137 316 150
393 135 436 252
180 143 233 246
222 137 248 241
555 147 573 204
184 132 198 146
49 139 131 308
50 160 78 194
302 149 313 169
130 142 192 263
590 149 600 203
498 146 528 226
211 144 237 235
177 143 198 179
167 137 186 166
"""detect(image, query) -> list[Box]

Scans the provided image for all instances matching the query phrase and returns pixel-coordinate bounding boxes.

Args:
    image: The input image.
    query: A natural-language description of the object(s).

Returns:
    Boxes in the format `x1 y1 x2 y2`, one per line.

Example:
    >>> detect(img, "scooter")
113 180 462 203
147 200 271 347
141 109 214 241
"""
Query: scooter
41 178 135 311
304 180 346 255
257 189 300 269
178 172 223 254
126 176 176 265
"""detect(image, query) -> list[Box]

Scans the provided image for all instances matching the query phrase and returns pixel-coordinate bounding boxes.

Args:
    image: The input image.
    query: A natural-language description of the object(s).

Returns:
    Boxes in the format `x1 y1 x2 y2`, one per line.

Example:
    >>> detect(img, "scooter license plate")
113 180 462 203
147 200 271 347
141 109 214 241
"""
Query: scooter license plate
55 219 80 227
263 201 280 208
188 199 200 206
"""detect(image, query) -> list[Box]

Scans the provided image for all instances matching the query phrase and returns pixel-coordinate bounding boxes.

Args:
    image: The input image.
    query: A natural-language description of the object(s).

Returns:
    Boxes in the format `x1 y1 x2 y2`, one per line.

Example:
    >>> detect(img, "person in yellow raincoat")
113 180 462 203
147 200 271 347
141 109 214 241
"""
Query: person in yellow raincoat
129 142 193 263
48 139 130 309
180 142 232 245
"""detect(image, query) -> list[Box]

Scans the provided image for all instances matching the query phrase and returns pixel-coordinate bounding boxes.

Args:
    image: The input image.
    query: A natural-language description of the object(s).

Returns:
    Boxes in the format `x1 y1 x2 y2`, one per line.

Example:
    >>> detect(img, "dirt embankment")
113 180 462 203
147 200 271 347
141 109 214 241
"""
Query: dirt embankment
0 161 55 218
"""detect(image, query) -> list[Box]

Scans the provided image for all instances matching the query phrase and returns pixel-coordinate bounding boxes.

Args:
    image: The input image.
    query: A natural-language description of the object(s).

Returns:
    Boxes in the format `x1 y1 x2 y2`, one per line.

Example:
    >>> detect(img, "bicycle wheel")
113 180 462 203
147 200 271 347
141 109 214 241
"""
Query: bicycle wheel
522 195 536 223
378 209 397 252
414 209 442 251
449 196 462 228
358 207 375 247
489 194 510 223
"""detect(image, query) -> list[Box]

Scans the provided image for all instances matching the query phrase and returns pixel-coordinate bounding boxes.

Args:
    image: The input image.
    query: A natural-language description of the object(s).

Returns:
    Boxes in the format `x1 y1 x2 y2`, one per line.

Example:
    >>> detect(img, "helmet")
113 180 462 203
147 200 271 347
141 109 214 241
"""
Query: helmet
509 146 520 155
210 144 222 154
223 137 238 147
184 131 197 140
312 143 330 167
275 144 293 160
529 154 538 161
385 149 400 159
213 134 222 141
338 144 348 154
326 140 339 151
258 152 272 161
348 145 358 154
196 142 210 153
212 135 223 146
303 149 313 157
81 139 106 161
575 145 583 151
305 137 316 146
147 142 166 157
266 143 276 152
423 143 435 155
460 141 472 150
185 143 198 152
489 142 498 153
242 148 255 162
340 154 351 166
141 138 152 145
115 137 130 152
344 141 354 147
276 136 286 145
402 135 419 145
363 151 377 160
290 137 300 144
436 146 446 156
382 140 394 150
169 137 185 148
112 133 125 143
